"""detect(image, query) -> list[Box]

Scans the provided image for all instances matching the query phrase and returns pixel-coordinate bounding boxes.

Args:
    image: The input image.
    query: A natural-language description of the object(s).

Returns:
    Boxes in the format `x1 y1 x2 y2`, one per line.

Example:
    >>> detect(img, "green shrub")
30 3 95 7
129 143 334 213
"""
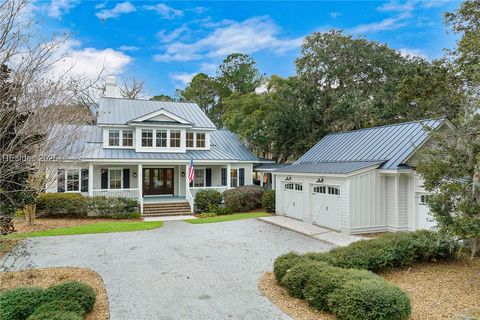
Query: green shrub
29 300 85 318
302 252 334 264
273 252 302 283
328 239 390 271
206 204 232 215
262 190 275 213
43 281 96 313
282 260 330 298
328 279 411 320
0 287 45 320
198 212 217 218
36 193 88 218
27 310 83 320
223 185 264 212
87 197 140 217
194 190 223 213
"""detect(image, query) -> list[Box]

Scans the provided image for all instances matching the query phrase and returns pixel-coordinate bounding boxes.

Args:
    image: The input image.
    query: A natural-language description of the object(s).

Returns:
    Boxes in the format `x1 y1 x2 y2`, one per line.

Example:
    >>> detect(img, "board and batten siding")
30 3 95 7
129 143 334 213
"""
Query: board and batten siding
398 174 410 229
385 175 397 228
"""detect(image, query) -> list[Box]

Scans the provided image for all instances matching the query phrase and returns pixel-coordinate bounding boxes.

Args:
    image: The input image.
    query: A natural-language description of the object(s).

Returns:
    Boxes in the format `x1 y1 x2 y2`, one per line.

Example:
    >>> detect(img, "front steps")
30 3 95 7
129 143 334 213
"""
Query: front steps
142 201 192 217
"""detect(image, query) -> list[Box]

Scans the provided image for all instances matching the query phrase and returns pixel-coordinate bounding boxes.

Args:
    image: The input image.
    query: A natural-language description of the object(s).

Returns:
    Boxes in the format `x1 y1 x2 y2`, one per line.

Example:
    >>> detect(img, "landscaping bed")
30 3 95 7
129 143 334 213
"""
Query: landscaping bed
0 267 109 320
0 239 20 259
186 212 270 224
260 257 480 320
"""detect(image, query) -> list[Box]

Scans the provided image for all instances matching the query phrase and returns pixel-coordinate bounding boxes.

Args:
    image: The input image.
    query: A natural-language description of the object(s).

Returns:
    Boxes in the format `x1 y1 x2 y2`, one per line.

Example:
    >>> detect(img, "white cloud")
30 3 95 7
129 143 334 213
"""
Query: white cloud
154 16 302 62
96 2 135 20
349 13 411 34
156 25 190 43
51 40 132 80
398 48 428 59
170 72 196 87
330 12 341 18
119 45 139 51
48 0 80 18
377 0 416 12
144 3 183 19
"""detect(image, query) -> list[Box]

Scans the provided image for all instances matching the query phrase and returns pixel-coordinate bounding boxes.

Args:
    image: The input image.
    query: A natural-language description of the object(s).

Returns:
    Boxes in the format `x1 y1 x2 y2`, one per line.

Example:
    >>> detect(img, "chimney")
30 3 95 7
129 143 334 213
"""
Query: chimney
105 76 119 98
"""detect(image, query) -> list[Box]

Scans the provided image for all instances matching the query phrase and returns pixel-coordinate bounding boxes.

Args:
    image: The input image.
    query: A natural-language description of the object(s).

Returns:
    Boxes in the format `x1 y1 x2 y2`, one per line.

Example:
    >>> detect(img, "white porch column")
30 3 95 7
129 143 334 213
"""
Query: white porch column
227 163 231 189
88 163 93 197
137 164 143 214
272 174 276 190
260 172 264 187
185 164 189 190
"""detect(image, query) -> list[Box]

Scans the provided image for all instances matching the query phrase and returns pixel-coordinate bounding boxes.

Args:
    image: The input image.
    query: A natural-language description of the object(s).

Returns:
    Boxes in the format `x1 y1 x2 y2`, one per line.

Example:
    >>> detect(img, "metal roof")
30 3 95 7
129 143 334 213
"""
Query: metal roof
295 119 445 170
275 161 385 174
96 97 216 129
55 126 257 162
253 163 290 172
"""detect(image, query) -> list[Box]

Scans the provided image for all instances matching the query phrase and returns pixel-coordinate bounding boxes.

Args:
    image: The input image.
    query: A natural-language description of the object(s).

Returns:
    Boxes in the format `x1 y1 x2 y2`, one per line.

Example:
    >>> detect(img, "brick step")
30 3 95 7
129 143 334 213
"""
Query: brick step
143 201 191 216
144 204 190 209
143 208 190 213
142 211 192 217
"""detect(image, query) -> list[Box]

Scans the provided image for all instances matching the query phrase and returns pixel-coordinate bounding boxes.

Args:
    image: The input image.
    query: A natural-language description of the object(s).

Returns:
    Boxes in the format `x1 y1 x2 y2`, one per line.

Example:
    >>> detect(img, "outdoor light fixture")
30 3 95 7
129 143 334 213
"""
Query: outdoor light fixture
285 176 292 181
181 172 185 177
133 172 137 178
316 178 324 183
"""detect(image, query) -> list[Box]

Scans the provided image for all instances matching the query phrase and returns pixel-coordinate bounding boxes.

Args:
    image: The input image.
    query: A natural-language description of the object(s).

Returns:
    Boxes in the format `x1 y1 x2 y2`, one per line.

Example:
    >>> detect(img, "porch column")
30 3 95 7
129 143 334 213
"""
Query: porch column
260 172 264 187
227 163 231 189
137 164 143 214
185 164 189 191
88 163 93 197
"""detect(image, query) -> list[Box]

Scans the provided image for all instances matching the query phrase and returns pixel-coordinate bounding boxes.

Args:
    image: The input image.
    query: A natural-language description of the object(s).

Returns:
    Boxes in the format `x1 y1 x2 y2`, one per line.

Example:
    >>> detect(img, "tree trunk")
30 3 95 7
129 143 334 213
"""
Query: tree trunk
24 204 36 225
470 237 480 258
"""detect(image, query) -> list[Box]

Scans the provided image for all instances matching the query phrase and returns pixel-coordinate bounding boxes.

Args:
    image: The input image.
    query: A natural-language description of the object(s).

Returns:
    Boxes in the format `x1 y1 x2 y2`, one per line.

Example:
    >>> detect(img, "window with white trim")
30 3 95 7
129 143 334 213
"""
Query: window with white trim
284 183 302 191
193 169 205 187
170 130 181 148
108 130 120 146
156 130 167 147
186 132 194 148
230 169 238 187
109 169 122 189
196 133 206 148
328 186 340 195
295 183 303 191
142 129 153 147
313 186 326 194
122 130 133 147
66 169 80 191
420 195 431 205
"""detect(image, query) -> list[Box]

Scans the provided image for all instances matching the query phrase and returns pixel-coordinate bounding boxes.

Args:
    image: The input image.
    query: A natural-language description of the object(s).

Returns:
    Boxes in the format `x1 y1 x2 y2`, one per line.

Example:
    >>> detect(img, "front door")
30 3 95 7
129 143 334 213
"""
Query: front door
143 168 174 195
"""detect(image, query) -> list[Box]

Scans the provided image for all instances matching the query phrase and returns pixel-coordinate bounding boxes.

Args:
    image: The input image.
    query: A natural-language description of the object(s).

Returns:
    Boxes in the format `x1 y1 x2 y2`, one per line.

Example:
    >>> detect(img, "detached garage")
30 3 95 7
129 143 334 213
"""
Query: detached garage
274 119 450 234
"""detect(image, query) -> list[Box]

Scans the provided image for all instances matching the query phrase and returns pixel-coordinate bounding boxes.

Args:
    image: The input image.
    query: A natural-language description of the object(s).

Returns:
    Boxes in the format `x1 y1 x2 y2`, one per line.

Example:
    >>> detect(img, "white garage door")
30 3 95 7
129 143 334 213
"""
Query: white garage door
417 194 436 230
311 185 341 231
282 182 304 221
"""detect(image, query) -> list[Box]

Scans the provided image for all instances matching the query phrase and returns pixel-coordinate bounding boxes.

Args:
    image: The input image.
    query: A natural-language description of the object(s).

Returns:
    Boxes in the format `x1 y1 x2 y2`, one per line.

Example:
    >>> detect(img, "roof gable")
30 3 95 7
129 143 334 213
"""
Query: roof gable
295 119 445 169
97 97 216 129
128 108 192 125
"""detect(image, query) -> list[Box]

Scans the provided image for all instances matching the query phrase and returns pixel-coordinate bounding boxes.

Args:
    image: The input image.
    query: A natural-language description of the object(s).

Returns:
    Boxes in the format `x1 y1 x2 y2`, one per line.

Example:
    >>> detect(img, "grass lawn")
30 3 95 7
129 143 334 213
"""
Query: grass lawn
186 212 270 224
6 221 163 239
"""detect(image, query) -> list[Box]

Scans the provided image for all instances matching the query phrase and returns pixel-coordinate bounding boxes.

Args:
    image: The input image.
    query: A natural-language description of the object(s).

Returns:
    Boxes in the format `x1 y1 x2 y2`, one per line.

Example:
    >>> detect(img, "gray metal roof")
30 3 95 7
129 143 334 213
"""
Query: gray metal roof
56 125 257 162
275 161 385 174
295 119 445 170
254 163 290 172
97 97 216 129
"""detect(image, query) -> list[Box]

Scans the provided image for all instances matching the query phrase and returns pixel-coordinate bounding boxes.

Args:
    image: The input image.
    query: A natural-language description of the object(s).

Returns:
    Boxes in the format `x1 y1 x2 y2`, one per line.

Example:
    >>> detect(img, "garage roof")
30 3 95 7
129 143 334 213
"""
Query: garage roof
288 118 445 171
275 161 385 174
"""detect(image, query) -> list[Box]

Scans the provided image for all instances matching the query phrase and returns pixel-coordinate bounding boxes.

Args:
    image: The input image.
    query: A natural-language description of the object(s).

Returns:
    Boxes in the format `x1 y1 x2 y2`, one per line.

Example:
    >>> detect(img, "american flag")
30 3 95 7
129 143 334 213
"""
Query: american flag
188 158 195 183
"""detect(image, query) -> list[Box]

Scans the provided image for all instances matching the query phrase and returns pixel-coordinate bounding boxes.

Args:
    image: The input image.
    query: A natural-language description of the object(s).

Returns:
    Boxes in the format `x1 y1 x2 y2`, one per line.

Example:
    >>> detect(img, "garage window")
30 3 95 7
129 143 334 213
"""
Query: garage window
285 183 294 190
328 187 340 195
420 195 431 205
295 183 303 191
313 186 326 194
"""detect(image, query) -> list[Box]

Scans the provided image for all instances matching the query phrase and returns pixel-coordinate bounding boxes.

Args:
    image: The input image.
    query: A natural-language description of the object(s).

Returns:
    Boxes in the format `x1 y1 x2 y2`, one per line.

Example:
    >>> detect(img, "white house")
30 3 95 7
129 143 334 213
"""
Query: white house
273 119 448 234
45 77 258 215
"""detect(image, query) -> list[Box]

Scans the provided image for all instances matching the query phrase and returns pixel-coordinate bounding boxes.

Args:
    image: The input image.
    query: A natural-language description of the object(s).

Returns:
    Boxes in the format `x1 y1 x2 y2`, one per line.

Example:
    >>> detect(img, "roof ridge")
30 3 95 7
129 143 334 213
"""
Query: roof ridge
101 97 197 104
296 159 387 165
325 117 445 137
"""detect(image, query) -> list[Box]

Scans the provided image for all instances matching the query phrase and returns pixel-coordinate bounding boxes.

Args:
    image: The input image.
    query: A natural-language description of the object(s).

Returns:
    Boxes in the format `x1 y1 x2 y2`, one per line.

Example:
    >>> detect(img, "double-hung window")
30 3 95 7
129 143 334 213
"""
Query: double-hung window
66 169 80 191
122 130 133 147
193 169 205 187
230 169 238 188
156 130 167 147
186 132 194 148
142 129 153 147
109 169 122 189
196 133 206 148
109 130 120 146
170 130 181 148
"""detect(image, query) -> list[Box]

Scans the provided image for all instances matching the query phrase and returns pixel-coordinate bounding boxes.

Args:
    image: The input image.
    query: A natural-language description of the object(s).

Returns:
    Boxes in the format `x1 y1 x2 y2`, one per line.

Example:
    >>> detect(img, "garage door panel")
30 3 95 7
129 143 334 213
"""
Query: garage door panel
311 185 341 231
417 194 436 230
282 182 304 221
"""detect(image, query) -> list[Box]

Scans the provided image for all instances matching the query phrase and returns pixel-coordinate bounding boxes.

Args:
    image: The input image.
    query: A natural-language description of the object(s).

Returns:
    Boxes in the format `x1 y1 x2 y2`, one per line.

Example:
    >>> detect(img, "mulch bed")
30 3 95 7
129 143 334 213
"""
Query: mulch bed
14 218 141 233
259 257 480 320
0 239 20 259
0 267 109 320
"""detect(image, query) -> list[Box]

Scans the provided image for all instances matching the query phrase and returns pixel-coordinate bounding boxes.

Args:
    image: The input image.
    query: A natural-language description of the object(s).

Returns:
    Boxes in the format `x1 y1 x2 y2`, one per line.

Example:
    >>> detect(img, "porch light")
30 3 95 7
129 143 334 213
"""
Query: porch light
133 172 137 178
181 171 185 177
285 176 291 181
316 178 324 183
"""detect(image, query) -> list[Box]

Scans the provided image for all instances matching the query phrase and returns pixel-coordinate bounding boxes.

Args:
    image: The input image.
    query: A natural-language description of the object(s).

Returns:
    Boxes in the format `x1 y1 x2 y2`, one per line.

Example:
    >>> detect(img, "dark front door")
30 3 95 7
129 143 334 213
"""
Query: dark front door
143 168 174 195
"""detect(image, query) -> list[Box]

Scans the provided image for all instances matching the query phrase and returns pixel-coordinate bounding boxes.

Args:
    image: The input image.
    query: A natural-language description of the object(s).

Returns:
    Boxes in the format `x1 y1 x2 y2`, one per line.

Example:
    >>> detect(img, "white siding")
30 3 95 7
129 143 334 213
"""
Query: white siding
398 174 409 229
385 175 397 227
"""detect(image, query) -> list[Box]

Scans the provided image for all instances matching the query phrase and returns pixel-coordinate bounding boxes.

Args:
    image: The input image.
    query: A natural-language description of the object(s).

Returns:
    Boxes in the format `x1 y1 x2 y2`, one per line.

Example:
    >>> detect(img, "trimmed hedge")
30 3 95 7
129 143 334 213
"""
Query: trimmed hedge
87 197 140 217
328 279 411 320
223 185 264 212
28 300 85 319
262 190 275 213
43 281 96 313
36 193 88 218
282 260 330 298
273 252 302 283
0 287 45 320
27 310 83 320
194 190 223 213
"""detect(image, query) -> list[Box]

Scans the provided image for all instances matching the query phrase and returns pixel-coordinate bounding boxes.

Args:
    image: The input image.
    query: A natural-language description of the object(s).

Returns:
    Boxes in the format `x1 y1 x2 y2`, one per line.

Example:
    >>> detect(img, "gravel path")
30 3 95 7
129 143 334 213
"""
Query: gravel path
12 219 332 320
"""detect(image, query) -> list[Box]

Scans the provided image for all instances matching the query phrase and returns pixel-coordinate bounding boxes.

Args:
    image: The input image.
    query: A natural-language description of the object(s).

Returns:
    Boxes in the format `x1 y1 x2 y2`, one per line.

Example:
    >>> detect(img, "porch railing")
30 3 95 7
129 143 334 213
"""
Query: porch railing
92 188 140 199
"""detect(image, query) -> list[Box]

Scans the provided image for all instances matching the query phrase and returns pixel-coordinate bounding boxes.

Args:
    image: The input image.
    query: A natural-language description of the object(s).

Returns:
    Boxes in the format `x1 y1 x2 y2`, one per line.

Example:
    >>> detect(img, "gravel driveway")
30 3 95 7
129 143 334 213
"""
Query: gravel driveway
11 219 332 320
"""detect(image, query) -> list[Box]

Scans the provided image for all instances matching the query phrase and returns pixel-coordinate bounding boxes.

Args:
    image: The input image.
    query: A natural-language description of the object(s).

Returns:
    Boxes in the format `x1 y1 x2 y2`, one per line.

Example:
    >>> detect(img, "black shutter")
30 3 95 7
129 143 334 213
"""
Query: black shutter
205 168 212 187
81 169 89 192
123 169 130 189
221 168 227 186
239 168 245 186
101 169 108 189
57 169 65 192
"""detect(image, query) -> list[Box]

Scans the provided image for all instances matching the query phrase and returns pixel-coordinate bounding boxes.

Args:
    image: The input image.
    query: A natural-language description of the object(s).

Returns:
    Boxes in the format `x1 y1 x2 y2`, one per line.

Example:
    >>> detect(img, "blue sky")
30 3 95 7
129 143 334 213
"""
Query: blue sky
36 0 461 97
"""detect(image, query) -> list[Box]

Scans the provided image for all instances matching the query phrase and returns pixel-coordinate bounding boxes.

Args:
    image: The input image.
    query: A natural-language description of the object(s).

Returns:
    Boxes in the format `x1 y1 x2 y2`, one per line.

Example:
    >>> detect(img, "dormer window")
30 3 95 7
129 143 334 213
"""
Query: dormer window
170 130 181 148
156 130 167 147
186 132 194 148
122 130 133 147
142 129 153 147
109 130 120 146
196 133 206 148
